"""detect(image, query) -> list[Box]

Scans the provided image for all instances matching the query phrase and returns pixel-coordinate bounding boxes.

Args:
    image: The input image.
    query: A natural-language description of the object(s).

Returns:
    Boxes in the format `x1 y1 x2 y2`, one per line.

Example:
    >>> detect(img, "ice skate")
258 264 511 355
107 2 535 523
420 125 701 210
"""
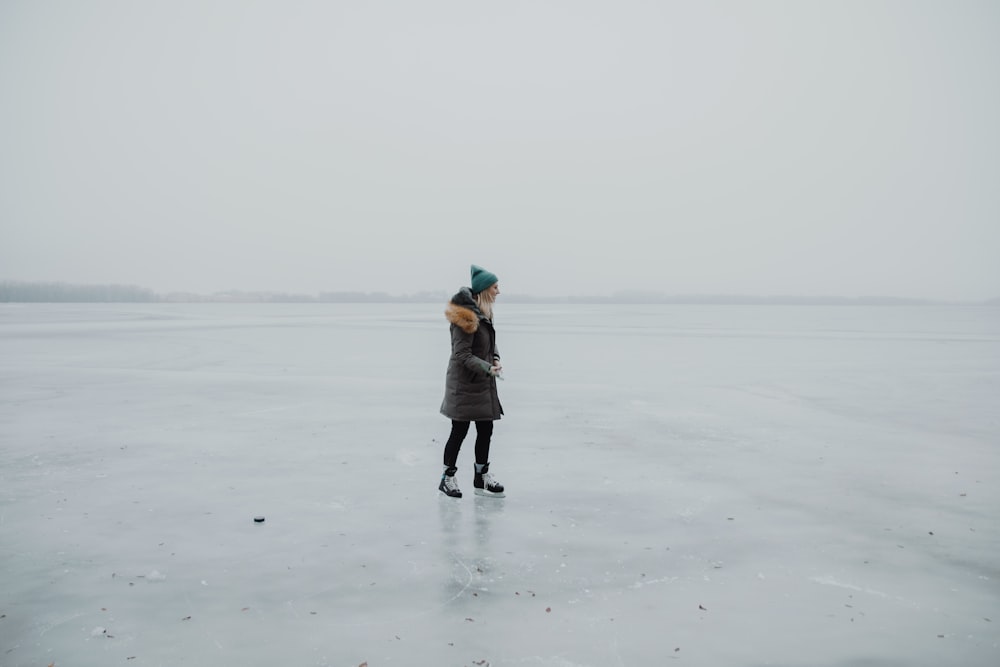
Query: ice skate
474 463 505 498
439 466 462 498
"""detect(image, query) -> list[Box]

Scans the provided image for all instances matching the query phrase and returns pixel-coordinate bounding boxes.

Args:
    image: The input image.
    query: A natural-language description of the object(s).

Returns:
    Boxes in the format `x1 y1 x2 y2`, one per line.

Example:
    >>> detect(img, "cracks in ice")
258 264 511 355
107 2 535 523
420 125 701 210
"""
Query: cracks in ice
446 553 477 604
628 575 679 590
809 574 919 608
35 611 90 638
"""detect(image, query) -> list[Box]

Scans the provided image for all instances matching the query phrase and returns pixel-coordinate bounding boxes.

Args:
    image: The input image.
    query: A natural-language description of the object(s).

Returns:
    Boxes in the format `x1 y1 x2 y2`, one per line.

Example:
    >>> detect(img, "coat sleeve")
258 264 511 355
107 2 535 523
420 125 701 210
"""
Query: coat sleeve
451 324 492 375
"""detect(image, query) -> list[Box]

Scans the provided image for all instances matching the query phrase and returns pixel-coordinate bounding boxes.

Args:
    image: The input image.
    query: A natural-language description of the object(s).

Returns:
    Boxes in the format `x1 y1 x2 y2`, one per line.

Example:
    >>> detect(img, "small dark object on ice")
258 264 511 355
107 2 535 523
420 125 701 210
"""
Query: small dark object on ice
699 605 707 611
254 516 265 523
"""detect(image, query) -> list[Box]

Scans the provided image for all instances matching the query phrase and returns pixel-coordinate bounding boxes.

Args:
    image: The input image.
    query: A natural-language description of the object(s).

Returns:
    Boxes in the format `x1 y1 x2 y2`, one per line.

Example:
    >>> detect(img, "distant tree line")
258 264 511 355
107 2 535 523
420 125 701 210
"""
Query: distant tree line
0 281 159 302
3 280 994 305
160 290 450 303
317 290 446 303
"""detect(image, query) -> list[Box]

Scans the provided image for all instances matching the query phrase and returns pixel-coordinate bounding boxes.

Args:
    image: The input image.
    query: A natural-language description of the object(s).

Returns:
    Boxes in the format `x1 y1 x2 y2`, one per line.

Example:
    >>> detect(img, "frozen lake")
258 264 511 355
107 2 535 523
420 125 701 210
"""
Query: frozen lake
1 302 998 666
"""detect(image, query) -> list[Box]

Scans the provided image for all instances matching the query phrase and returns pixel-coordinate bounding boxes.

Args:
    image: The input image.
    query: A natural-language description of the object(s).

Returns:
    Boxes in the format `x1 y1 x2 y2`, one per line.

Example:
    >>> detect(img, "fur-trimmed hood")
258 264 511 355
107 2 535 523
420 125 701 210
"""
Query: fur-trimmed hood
444 287 482 334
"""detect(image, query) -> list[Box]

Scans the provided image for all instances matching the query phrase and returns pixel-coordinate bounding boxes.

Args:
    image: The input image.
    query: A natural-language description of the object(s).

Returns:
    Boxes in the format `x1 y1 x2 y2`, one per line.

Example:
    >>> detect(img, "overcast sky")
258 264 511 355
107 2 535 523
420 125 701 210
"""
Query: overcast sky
1 1 997 300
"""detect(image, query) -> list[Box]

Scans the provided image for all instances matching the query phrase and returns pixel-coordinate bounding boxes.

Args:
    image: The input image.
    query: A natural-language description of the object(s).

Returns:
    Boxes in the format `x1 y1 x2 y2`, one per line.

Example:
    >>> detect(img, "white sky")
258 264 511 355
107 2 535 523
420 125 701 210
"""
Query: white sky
1 0 998 299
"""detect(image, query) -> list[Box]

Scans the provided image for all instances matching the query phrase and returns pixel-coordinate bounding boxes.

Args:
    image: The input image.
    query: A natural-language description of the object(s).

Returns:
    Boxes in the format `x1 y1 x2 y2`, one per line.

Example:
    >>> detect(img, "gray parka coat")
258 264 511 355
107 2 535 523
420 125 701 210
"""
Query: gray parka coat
440 288 503 421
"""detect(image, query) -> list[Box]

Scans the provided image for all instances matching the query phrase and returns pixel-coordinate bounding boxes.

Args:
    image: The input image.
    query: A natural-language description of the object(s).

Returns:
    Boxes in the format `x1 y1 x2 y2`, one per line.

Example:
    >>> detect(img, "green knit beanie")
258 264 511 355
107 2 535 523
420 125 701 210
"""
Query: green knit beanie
470 265 499 294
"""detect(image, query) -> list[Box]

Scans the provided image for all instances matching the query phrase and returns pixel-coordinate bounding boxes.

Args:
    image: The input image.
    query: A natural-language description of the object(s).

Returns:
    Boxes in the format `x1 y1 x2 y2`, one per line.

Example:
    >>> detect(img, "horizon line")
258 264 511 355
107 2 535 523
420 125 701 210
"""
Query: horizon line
1 280 997 305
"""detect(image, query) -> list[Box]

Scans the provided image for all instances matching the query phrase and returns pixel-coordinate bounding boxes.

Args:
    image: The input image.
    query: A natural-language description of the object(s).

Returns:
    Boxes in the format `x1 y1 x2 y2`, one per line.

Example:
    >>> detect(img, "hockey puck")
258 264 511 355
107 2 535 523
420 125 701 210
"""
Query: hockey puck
253 516 265 523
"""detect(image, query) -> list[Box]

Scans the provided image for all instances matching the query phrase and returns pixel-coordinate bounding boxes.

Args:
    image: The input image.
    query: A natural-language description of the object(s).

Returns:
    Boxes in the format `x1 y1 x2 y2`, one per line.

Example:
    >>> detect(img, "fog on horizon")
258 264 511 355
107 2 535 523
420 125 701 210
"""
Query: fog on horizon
1 1 998 301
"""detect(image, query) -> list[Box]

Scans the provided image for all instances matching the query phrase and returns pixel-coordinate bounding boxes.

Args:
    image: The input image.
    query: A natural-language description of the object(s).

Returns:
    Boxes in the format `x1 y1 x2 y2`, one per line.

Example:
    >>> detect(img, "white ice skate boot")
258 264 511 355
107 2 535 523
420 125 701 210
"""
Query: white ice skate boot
439 466 462 498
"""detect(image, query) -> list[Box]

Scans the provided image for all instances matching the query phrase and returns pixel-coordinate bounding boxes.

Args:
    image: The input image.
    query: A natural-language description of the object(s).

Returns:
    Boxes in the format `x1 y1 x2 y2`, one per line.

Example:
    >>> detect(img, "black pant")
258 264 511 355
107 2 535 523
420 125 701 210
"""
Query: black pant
443 420 493 468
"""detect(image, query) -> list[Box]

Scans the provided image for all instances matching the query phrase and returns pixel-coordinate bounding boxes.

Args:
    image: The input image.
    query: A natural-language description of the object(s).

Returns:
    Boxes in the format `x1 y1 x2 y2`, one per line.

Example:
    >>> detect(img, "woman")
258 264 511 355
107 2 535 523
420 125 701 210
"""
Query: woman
439 265 506 499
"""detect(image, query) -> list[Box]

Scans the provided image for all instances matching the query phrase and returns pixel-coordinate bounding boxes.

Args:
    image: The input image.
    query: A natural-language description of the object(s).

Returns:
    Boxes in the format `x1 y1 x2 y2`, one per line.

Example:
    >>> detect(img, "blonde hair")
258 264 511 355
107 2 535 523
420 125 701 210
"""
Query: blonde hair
475 290 495 322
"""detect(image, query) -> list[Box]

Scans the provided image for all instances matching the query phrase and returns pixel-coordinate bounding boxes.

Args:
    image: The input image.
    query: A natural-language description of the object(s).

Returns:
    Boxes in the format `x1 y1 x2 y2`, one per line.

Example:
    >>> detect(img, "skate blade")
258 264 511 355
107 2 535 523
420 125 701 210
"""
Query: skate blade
474 488 505 498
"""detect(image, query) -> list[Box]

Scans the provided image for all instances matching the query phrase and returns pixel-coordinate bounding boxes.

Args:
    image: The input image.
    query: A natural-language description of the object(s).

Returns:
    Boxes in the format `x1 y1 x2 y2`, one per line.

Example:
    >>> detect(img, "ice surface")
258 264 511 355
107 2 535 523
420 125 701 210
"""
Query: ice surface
1 303 998 666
